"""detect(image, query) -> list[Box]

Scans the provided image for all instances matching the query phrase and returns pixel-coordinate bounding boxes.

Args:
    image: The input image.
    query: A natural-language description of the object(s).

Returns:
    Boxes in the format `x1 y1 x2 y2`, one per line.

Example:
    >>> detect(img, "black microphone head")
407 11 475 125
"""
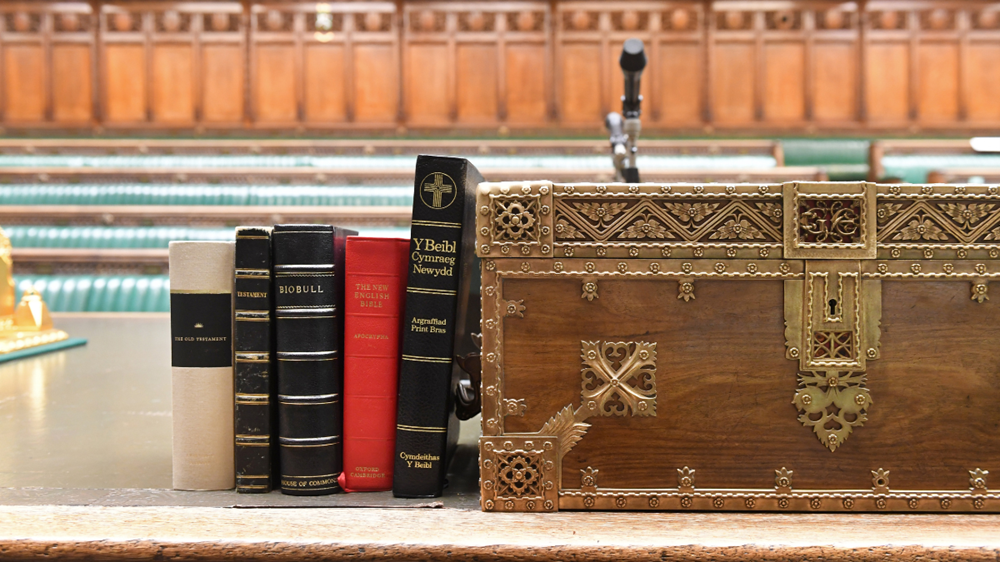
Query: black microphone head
620 38 646 72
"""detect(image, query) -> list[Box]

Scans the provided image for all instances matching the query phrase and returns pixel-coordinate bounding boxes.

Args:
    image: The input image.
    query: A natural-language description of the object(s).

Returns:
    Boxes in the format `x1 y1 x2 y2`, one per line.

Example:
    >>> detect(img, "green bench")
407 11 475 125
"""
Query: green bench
5 226 233 248
781 139 869 181
4 226 408 248
0 185 414 206
14 275 170 312
880 155 1000 183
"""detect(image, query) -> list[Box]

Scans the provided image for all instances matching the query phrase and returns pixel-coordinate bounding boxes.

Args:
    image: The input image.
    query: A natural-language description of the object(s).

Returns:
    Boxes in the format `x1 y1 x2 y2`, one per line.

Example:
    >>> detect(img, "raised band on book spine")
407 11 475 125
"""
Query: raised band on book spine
234 227 276 493
393 156 483 498
273 223 355 495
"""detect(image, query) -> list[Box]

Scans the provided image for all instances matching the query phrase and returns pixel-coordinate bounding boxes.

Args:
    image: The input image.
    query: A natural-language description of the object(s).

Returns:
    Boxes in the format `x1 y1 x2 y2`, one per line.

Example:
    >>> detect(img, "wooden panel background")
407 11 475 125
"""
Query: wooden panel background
1 1 1000 132
403 2 550 128
97 3 247 127
0 4 96 125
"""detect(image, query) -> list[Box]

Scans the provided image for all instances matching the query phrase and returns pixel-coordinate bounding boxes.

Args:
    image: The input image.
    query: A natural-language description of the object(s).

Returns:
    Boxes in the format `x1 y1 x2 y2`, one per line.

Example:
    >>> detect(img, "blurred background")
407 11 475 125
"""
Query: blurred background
2 0 1000 312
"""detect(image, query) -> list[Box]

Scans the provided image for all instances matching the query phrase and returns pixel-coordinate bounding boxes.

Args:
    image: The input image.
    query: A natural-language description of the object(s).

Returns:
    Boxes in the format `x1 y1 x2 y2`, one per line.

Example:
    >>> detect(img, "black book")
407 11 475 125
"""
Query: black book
393 155 483 498
234 227 277 493
273 224 356 495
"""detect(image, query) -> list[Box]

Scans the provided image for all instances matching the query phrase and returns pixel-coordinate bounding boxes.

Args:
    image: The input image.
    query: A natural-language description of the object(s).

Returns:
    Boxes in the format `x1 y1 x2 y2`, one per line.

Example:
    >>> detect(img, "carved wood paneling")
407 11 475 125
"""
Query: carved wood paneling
403 2 551 127
98 2 248 127
1 1 1000 132
0 3 96 125
249 2 399 128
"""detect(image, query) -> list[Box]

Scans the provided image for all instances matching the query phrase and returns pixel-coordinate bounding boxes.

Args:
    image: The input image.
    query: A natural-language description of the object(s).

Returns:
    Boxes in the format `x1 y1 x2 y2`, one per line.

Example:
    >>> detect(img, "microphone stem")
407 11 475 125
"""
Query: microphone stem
624 117 641 171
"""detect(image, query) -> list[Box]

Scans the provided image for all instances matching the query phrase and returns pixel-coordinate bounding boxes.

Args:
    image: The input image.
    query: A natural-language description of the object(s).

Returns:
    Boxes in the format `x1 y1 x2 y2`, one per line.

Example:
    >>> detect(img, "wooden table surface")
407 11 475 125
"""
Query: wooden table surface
1 314 999 562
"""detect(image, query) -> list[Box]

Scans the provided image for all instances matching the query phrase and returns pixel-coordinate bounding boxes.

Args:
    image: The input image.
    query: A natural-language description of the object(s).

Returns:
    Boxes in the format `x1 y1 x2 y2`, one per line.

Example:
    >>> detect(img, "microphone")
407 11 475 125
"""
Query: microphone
606 38 646 183
620 38 646 119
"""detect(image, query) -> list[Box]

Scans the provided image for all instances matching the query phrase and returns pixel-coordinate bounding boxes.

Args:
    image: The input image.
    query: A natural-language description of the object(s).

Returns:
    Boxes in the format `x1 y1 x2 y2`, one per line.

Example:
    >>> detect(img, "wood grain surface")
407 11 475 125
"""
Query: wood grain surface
2 505 1000 561
502 278 1000 494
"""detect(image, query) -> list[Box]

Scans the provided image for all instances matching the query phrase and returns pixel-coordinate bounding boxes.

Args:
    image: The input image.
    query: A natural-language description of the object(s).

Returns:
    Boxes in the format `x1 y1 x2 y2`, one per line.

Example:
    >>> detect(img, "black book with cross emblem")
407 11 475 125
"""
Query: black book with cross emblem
393 155 483 497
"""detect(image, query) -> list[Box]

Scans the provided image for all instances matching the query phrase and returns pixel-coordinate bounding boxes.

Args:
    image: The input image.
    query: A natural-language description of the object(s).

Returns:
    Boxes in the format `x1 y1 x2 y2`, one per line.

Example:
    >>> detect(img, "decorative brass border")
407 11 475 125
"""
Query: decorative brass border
476 181 1000 260
559 489 999 512
478 181 1000 513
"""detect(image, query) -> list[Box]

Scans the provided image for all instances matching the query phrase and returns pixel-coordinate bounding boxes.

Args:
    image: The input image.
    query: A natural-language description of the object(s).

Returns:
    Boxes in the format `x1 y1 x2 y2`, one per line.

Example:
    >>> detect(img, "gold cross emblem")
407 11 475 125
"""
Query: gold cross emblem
421 172 455 209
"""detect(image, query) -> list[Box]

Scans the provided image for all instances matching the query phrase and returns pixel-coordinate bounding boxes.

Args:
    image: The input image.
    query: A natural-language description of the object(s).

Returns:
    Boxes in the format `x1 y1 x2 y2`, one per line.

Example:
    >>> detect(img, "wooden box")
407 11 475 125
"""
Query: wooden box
476 181 1000 512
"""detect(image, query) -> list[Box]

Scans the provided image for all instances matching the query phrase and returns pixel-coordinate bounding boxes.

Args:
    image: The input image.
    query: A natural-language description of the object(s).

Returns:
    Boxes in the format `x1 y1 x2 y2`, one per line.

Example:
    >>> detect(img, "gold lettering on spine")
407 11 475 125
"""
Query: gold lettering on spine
278 284 324 294
237 291 268 298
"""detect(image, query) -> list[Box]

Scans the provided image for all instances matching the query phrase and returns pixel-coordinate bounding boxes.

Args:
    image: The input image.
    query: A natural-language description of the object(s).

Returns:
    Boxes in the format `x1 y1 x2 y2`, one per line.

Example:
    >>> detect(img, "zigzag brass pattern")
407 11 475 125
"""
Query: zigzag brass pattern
554 197 783 244
476 181 1000 512
877 200 1000 244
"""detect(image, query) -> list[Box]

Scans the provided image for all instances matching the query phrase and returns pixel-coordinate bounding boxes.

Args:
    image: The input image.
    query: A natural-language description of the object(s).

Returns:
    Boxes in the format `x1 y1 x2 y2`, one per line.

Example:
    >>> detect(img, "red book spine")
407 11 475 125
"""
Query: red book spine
342 237 409 491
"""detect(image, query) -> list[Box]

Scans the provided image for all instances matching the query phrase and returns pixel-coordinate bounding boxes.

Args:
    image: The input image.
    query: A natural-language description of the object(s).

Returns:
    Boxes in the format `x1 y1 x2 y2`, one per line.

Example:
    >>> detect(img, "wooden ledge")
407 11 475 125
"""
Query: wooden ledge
1 505 999 561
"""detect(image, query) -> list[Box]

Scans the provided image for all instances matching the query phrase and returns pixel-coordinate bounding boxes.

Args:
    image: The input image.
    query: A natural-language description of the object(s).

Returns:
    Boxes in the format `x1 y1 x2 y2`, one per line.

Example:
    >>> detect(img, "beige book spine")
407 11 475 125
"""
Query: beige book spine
169 241 235 491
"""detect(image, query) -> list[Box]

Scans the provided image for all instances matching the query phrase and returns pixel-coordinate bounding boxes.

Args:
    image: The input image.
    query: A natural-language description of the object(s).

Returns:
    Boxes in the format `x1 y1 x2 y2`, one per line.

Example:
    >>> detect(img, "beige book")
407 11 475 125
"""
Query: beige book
169 241 235 491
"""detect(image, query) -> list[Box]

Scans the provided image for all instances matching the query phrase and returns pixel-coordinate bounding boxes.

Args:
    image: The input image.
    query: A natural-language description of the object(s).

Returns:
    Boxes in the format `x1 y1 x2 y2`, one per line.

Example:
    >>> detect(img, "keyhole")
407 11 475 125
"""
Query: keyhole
828 299 838 316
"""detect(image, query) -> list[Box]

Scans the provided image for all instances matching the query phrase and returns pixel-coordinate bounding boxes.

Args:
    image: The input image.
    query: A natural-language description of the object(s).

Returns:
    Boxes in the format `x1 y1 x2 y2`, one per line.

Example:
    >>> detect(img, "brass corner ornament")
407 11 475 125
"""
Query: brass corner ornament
480 436 559 512
480 338 658 511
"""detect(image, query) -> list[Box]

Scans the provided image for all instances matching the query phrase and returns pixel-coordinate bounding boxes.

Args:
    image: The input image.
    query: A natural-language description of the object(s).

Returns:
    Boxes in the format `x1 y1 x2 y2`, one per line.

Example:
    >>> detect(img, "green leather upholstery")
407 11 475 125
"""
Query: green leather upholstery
0 185 414 206
14 275 170 312
5 227 233 248
4 226 409 248
782 139 869 181
782 139 869 166
882 155 1000 184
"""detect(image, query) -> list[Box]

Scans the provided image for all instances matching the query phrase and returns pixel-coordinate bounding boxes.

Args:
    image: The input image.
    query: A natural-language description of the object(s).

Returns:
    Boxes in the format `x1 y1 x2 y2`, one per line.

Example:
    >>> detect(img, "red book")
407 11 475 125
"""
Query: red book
340 237 409 491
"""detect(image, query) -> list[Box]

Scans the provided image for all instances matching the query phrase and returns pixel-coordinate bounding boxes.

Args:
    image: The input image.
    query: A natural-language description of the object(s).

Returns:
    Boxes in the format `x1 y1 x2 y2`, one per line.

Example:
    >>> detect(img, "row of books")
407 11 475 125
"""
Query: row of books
169 155 483 497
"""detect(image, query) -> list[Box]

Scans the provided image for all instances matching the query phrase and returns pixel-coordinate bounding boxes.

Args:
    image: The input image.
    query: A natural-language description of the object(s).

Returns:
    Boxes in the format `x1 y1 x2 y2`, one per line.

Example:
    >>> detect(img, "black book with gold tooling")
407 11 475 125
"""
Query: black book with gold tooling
273 224 355 495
